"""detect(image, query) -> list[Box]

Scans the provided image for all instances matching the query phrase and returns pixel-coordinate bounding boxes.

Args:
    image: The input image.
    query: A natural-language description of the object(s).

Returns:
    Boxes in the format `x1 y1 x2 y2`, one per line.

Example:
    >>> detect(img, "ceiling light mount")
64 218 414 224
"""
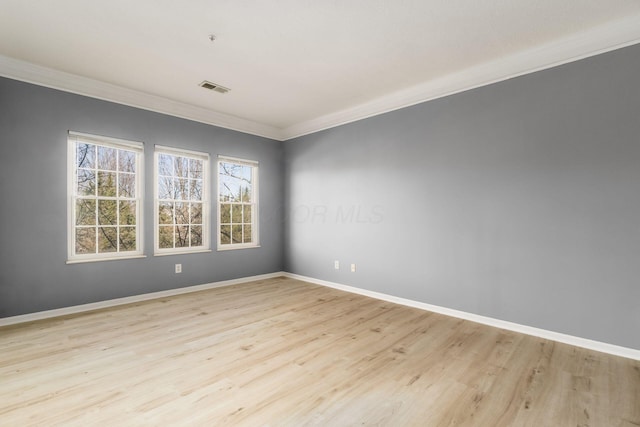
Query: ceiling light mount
208 34 216 42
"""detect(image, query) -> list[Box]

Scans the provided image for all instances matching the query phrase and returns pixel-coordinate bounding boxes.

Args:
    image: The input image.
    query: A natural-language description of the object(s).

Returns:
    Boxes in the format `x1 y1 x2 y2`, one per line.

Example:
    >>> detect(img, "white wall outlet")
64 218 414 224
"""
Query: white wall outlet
351 263 356 273
334 260 340 270
175 263 182 274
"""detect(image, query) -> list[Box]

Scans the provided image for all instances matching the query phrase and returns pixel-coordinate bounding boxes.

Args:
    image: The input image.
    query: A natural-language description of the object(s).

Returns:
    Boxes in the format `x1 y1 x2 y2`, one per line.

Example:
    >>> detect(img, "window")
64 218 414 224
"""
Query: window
68 132 144 263
154 146 210 255
218 156 259 249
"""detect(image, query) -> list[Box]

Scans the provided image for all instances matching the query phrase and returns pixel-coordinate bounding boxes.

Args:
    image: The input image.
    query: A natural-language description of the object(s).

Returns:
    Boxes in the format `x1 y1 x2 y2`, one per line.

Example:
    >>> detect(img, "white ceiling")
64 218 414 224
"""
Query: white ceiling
1 1 640 140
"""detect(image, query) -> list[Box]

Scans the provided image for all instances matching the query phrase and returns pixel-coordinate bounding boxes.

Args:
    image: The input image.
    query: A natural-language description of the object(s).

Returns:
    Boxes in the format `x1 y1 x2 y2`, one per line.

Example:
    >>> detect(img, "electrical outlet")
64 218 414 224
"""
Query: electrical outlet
351 263 356 273
175 263 182 274
334 260 340 270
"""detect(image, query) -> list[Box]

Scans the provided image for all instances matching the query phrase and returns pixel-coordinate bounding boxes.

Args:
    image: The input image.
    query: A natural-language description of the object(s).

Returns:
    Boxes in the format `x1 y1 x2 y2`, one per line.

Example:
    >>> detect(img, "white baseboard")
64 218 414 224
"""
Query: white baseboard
0 272 286 327
4 270 638 361
284 273 640 361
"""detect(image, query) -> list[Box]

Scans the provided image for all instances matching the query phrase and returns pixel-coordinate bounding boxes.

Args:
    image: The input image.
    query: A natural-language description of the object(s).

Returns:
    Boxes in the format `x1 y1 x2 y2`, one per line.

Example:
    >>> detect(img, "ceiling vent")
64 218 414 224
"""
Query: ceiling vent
199 80 230 94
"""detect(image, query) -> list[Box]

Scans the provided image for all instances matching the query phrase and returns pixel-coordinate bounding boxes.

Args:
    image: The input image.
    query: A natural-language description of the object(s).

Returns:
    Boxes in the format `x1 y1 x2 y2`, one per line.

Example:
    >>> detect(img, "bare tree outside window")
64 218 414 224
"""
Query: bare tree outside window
69 133 143 262
218 158 258 248
155 148 208 253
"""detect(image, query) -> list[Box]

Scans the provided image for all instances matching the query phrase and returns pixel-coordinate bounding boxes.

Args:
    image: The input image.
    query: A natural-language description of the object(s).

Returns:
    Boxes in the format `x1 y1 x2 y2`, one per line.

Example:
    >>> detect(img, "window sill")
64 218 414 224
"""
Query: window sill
153 249 213 257
66 255 147 264
217 244 261 252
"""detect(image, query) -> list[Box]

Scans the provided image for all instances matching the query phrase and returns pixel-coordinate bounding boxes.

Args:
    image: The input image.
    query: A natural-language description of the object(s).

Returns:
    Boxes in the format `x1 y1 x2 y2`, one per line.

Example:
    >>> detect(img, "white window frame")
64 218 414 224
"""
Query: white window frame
217 155 260 251
154 145 211 256
67 131 145 264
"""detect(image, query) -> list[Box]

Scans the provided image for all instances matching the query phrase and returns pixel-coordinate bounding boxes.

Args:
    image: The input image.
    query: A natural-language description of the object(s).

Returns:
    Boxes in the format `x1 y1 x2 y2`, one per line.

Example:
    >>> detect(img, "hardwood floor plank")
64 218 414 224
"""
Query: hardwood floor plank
1 277 638 426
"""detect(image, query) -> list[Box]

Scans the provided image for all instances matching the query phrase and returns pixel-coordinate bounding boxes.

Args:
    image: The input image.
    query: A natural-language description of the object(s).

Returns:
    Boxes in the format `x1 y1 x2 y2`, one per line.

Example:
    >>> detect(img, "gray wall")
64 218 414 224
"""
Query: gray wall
0 77 284 317
3 44 640 350
284 44 640 350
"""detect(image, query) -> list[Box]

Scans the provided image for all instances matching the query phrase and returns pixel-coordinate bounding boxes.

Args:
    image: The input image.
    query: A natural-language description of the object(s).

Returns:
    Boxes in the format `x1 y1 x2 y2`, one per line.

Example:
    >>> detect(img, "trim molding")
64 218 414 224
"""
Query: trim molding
2 270 638 360
0 55 284 141
281 14 640 140
283 273 640 361
2 15 640 141
0 272 286 327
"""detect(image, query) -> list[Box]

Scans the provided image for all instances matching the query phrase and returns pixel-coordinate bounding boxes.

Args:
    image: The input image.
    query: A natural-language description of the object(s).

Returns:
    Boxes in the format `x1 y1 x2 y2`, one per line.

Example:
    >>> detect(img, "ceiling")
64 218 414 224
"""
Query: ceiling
1 1 640 141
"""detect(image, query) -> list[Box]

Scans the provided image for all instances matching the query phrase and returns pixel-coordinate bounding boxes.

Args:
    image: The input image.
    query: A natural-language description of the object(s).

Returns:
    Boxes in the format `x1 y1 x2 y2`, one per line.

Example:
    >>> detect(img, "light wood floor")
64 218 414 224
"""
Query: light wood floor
1 277 638 426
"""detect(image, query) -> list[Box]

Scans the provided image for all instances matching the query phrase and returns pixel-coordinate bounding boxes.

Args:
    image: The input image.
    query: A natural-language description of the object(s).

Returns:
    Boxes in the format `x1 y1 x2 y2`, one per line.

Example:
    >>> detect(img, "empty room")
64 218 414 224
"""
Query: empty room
1 1 639 425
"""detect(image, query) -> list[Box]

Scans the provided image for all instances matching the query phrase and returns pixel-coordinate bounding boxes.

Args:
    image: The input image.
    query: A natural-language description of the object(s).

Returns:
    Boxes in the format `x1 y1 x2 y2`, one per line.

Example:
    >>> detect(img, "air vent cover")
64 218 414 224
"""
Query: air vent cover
199 80 230 94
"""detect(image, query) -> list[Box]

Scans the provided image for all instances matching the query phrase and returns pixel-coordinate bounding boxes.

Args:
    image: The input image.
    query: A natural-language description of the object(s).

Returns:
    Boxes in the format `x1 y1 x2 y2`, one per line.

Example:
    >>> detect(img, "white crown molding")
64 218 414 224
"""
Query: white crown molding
281 14 640 140
1 14 640 142
284 273 640 361
0 55 285 141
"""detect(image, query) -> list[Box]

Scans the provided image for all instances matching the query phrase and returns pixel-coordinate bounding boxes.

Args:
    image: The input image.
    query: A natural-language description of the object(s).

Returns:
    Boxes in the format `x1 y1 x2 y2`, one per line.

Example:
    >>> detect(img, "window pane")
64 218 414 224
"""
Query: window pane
119 201 136 225
76 199 96 225
175 202 188 225
119 227 136 251
159 202 173 225
190 179 202 201
158 176 173 199
98 227 117 252
174 156 189 177
77 169 96 196
232 225 242 244
159 154 173 176
219 162 242 202
119 173 135 198
243 205 252 223
159 226 173 248
219 177 232 201
243 225 252 243
190 159 202 179
98 146 117 171
231 180 243 202
190 202 202 224
98 171 117 197
98 200 117 225
118 150 136 173
75 228 96 254
175 178 189 200
220 203 231 223
190 225 202 247
175 225 189 248
241 184 252 202
220 225 231 244
77 143 96 169
240 164 252 182
231 204 242 223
